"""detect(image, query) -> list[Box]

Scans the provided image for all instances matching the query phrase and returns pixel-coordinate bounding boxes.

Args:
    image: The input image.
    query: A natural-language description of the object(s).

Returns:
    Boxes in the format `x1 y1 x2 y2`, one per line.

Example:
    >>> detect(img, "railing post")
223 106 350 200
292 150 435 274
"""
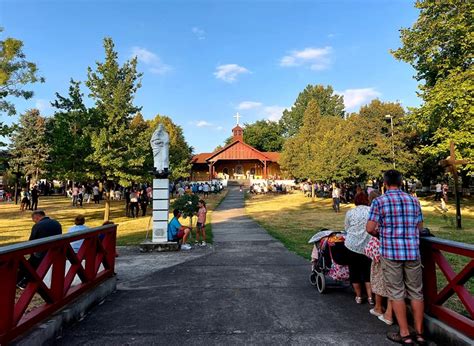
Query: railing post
50 246 66 301
0 258 18 344
420 238 437 312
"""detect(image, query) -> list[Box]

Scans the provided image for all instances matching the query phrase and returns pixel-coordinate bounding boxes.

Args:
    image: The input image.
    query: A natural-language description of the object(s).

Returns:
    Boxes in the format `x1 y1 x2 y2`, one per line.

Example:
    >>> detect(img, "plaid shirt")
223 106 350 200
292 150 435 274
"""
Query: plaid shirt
368 189 423 260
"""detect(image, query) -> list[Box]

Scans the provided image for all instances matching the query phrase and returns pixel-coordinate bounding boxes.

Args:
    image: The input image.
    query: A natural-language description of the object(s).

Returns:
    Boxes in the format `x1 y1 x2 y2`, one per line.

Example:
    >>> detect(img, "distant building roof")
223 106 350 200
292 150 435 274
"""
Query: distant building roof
191 153 213 164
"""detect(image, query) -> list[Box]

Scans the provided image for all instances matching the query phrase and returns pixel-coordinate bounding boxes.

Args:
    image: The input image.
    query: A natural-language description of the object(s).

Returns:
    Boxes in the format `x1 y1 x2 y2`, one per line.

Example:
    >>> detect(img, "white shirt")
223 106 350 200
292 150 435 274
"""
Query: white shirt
332 188 341 198
344 205 372 254
436 183 442 193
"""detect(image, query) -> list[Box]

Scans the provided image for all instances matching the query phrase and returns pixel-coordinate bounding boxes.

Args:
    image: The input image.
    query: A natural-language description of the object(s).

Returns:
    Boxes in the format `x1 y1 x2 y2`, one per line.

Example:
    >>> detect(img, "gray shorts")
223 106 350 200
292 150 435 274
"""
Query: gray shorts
381 257 424 301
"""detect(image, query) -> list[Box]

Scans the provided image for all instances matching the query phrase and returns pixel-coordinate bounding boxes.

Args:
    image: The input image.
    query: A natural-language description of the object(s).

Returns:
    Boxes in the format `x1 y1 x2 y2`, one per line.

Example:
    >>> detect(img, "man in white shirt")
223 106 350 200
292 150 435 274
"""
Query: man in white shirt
435 182 442 201
332 183 341 213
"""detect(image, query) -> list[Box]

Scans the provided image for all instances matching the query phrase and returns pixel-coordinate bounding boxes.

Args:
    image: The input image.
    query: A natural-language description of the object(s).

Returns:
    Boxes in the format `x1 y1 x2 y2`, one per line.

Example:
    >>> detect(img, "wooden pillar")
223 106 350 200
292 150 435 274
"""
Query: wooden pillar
263 161 267 179
208 163 213 181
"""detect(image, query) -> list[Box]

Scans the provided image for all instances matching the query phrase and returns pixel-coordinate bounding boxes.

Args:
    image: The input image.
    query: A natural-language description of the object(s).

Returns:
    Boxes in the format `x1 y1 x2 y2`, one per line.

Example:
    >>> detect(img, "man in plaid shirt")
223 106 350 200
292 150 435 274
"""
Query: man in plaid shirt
367 170 426 345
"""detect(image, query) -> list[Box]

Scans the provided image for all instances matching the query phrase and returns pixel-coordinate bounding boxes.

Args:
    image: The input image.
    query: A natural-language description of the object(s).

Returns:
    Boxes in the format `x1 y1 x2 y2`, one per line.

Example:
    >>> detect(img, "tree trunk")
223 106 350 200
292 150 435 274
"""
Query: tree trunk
104 191 111 222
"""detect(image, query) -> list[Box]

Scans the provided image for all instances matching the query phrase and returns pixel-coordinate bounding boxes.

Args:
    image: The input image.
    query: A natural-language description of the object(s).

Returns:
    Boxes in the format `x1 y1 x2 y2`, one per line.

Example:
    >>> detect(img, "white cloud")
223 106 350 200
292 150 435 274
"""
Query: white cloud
338 88 381 110
280 46 332 71
195 120 213 127
35 99 52 113
214 64 250 83
192 27 205 40
131 47 171 75
237 101 263 110
263 106 287 121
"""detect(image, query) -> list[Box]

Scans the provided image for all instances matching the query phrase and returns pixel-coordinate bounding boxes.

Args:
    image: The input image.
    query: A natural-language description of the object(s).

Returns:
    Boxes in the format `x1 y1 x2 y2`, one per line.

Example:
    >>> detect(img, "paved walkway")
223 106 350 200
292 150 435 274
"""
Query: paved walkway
58 187 393 345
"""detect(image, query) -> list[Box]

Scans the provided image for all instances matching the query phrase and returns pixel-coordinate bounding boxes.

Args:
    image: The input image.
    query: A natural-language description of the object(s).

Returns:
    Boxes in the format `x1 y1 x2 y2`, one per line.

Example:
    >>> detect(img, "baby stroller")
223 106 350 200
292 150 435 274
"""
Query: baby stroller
309 229 351 293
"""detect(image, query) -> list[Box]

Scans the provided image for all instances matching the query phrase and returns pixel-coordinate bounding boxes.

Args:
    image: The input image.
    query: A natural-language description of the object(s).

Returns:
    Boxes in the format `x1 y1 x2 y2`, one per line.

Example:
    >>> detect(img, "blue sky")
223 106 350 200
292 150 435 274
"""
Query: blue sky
2 0 419 153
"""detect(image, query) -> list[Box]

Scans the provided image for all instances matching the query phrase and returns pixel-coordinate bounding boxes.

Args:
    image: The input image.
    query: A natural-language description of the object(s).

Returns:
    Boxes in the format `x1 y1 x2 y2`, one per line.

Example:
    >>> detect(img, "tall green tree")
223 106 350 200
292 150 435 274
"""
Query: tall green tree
353 99 417 179
280 84 345 137
10 109 50 186
0 29 44 142
47 79 97 182
241 120 285 152
85 37 143 220
280 100 322 180
391 0 473 175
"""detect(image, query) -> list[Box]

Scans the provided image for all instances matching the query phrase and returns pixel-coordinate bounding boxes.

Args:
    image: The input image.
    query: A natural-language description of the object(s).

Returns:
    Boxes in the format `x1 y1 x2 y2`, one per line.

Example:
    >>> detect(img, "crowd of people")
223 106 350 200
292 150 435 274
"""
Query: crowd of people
171 181 224 197
249 181 289 194
342 170 426 345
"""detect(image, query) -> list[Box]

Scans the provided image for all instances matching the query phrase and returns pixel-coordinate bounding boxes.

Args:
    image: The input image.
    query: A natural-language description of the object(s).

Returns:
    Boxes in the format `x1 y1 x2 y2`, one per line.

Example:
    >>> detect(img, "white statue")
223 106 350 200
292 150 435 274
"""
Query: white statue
150 124 170 176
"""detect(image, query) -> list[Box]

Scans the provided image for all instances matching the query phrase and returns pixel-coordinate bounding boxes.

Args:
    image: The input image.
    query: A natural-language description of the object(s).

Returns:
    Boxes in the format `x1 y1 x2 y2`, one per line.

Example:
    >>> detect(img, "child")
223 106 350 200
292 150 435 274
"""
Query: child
196 199 207 246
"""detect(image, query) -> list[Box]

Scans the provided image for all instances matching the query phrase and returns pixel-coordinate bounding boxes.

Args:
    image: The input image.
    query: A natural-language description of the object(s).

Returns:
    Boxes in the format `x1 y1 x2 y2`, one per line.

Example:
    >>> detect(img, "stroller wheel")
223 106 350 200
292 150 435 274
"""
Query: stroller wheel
316 273 326 293
309 272 317 286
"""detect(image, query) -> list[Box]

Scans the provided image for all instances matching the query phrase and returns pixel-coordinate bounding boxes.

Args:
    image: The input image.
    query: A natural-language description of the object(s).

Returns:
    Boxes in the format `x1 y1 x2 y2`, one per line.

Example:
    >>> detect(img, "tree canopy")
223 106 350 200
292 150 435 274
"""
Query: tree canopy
279 84 345 137
391 0 473 173
0 29 44 142
10 109 49 184
85 37 144 186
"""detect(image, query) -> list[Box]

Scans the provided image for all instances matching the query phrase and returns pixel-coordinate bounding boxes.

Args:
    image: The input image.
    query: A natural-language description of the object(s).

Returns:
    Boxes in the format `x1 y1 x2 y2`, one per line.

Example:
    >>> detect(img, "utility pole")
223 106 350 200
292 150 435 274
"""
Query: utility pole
385 114 395 168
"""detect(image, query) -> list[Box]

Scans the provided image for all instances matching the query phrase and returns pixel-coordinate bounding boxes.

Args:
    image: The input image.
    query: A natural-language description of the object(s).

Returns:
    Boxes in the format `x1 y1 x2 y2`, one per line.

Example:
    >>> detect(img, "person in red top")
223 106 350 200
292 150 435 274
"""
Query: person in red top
195 200 207 246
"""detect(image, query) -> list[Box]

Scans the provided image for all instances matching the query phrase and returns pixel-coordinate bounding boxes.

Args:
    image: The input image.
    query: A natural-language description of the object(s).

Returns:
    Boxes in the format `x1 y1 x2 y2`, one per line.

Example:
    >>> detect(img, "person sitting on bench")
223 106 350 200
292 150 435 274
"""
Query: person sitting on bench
168 209 191 250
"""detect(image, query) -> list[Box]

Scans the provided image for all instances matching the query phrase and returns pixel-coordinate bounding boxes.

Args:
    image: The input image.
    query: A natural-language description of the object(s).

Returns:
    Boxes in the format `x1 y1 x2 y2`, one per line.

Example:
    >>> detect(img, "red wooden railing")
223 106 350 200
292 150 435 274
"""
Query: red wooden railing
0 224 117 345
420 236 474 338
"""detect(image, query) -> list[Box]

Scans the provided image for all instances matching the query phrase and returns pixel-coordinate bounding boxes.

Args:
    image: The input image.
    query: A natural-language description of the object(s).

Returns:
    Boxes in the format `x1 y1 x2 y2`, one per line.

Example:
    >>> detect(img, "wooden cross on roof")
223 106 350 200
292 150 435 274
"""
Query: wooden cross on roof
439 141 469 229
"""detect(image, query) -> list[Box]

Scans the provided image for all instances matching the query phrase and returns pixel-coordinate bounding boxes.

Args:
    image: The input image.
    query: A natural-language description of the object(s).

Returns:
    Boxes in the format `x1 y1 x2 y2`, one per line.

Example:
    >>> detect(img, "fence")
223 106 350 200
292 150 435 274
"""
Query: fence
420 236 474 338
0 224 117 345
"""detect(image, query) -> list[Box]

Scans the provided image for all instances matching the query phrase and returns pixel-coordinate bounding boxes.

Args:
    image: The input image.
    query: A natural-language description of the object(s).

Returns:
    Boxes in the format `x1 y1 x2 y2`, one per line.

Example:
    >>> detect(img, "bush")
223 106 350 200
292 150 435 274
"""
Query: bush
171 194 199 219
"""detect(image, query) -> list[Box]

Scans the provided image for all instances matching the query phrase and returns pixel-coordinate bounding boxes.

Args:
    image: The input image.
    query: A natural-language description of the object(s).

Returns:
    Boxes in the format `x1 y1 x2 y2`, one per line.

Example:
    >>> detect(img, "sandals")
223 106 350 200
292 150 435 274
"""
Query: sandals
415 333 427 345
367 297 375 305
355 296 363 304
386 332 415 344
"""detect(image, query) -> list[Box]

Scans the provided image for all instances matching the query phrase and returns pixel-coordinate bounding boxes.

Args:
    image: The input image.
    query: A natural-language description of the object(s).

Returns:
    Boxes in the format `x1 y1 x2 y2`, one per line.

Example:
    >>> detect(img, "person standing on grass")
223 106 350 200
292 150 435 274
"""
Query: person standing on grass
139 188 149 217
93 185 100 204
72 185 79 207
435 182 442 201
129 189 139 218
332 183 341 213
195 199 207 246
367 170 426 345
31 185 39 211
17 210 62 289
20 188 29 211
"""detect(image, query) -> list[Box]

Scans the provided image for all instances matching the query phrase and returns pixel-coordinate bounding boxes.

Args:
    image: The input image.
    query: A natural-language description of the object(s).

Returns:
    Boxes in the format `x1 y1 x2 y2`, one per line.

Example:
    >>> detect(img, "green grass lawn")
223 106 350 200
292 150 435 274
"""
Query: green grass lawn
245 191 474 315
245 191 474 260
0 191 228 247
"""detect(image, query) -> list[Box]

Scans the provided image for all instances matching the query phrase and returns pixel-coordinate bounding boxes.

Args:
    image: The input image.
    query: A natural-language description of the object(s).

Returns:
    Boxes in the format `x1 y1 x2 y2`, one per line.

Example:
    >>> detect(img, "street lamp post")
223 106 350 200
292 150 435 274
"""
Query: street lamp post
385 114 395 169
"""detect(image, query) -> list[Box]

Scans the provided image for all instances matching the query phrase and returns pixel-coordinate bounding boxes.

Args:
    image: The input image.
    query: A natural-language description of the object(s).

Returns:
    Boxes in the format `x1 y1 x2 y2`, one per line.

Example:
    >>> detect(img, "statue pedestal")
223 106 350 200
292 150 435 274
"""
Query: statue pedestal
151 178 169 243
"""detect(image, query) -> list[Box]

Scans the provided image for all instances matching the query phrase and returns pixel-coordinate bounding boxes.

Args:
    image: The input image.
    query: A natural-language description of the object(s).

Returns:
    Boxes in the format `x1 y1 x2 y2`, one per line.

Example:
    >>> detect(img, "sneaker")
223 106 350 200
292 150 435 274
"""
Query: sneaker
369 308 383 317
201 241 206 247
181 244 192 250
378 314 393 325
